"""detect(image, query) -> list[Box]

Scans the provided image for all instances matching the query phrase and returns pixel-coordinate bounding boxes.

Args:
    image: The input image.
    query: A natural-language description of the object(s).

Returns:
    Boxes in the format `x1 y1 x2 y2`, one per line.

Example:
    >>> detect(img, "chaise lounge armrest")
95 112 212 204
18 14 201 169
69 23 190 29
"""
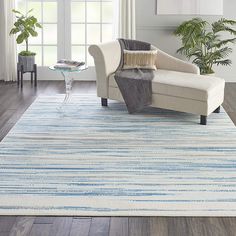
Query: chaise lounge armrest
89 41 121 98
156 49 200 75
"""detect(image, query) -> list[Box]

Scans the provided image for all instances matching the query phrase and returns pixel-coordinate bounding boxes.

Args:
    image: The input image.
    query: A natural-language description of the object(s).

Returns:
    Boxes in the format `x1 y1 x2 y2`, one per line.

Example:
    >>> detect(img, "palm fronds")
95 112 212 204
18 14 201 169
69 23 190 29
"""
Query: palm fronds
212 18 236 35
216 59 232 66
214 38 236 48
175 17 236 74
174 18 207 48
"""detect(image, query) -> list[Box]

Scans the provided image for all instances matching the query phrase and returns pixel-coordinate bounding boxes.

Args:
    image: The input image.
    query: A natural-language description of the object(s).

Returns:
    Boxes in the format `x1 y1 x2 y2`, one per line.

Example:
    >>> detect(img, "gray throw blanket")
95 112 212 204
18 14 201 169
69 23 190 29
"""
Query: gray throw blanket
114 39 154 114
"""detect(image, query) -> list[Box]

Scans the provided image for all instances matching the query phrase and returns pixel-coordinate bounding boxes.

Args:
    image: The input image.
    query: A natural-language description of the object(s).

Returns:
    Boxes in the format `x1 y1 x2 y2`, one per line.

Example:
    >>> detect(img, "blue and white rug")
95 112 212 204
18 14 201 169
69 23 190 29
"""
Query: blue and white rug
0 95 236 216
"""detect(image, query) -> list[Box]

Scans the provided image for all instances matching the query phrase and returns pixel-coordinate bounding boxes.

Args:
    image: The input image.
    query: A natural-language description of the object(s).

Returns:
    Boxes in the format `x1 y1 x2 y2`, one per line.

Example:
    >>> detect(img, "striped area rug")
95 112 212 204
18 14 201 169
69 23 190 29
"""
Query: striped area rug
0 95 236 216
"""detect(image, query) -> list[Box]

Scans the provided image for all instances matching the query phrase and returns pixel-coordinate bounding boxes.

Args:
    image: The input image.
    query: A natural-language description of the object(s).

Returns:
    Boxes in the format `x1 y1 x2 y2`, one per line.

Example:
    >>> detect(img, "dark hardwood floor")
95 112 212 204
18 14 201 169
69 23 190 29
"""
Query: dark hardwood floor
0 81 236 236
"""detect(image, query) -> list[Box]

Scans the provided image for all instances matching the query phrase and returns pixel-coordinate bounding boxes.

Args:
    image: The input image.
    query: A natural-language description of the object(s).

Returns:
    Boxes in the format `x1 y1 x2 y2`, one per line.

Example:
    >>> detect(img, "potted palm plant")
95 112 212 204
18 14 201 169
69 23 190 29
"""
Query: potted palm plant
174 18 236 75
10 9 42 72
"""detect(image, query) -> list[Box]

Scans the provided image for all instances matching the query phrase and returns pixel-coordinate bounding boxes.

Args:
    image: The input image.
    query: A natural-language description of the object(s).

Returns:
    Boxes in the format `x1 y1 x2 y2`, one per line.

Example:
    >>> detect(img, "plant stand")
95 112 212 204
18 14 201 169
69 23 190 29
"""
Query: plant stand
17 63 37 88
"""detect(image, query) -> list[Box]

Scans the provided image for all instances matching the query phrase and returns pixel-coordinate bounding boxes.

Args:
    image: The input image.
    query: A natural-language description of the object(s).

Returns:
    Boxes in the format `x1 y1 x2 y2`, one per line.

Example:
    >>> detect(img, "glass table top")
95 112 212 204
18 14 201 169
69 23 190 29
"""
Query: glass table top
49 65 88 73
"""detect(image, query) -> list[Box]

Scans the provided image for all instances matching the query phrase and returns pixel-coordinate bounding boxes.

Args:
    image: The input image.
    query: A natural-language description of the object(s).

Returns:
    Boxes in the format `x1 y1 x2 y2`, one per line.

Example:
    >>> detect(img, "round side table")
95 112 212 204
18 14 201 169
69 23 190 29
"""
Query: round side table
49 65 88 103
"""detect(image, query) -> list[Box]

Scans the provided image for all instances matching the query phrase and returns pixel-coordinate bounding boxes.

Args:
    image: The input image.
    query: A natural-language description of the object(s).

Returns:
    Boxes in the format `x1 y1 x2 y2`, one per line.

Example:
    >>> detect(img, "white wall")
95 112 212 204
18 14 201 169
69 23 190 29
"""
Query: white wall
136 0 236 82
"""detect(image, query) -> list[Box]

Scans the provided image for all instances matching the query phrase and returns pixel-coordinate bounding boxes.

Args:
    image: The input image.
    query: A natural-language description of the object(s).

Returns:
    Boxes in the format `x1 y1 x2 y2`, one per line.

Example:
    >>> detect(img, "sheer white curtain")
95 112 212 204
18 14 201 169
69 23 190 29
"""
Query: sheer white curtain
118 0 136 39
0 0 17 82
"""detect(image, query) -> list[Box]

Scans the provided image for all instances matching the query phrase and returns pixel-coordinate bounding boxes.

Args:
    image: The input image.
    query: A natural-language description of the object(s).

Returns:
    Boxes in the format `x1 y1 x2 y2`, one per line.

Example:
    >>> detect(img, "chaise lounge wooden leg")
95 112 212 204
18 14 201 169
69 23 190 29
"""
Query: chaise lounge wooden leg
200 115 207 125
101 98 108 107
214 106 221 113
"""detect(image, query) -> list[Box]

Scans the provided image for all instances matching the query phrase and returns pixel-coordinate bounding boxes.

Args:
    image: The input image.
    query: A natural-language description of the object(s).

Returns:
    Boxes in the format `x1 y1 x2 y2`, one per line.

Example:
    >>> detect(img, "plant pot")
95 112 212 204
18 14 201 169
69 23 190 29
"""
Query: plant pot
18 54 35 72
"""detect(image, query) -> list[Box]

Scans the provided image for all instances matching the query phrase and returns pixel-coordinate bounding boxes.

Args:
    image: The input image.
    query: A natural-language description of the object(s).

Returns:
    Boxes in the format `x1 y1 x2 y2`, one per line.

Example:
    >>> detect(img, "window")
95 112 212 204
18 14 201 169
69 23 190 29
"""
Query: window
17 0 58 66
71 0 115 66
16 0 117 67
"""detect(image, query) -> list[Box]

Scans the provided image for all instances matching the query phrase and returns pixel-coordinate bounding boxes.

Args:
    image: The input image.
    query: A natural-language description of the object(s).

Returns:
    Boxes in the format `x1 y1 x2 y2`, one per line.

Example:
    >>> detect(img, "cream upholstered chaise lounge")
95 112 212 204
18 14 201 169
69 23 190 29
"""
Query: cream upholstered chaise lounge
89 41 225 125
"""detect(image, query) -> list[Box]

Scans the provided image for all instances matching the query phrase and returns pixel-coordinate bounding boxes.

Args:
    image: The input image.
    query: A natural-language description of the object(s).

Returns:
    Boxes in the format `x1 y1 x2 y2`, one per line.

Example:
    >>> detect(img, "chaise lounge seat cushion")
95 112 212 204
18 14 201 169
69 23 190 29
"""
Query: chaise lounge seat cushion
109 69 225 102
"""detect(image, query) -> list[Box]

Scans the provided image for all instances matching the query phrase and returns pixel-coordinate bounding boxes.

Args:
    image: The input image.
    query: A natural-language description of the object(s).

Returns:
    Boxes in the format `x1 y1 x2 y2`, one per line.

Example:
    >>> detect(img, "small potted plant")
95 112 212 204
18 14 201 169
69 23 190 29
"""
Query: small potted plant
10 9 42 72
174 18 236 75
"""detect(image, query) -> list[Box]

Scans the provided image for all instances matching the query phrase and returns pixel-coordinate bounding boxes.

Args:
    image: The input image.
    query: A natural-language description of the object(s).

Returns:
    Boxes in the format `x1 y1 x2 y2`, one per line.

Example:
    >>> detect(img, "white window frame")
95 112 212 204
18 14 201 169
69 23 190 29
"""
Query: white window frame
69 0 117 66
18 0 59 66
17 0 118 80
